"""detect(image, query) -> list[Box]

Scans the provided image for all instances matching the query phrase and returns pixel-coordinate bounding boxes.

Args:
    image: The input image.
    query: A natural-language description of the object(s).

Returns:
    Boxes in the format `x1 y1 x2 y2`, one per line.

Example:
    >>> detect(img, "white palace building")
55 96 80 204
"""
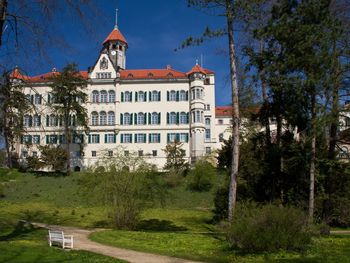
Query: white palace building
11 23 233 171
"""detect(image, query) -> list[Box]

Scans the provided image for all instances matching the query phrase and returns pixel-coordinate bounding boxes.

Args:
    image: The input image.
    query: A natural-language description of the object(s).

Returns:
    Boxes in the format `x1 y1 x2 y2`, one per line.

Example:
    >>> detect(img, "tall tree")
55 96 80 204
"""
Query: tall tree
186 0 241 222
0 70 29 167
49 63 88 174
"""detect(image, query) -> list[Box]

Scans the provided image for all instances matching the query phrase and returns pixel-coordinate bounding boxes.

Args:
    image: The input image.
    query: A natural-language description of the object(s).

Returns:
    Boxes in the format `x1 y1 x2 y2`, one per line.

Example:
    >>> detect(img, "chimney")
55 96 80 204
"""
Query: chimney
166 65 171 70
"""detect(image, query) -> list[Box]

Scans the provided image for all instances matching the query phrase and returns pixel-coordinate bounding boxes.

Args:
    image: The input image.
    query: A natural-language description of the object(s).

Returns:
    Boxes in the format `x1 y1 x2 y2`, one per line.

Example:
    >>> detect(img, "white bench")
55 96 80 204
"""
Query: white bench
48 230 73 249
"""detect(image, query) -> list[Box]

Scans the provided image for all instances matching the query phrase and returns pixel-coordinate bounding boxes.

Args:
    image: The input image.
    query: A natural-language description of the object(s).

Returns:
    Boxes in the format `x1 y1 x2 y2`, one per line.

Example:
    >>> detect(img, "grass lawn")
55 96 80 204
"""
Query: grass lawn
0 223 126 263
2 168 350 263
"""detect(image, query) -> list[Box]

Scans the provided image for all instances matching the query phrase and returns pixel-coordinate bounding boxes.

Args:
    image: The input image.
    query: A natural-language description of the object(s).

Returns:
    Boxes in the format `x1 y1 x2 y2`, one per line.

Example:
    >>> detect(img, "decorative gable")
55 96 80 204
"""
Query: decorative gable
90 53 117 79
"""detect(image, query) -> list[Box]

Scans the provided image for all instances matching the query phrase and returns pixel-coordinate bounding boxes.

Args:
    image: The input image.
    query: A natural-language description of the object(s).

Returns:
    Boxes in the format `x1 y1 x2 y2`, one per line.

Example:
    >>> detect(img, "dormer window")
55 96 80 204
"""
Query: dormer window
148 72 154 77
167 72 174 77
127 73 133 78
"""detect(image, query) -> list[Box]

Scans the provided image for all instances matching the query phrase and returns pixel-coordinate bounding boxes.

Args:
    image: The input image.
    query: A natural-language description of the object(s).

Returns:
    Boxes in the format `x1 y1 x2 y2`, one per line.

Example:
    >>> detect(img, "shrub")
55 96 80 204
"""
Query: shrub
187 159 216 191
164 168 183 188
225 204 314 252
79 170 166 230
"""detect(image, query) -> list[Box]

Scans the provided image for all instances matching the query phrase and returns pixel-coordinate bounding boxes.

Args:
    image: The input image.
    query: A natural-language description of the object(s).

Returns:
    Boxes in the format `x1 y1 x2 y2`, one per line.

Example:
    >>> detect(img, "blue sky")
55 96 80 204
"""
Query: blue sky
3 0 232 106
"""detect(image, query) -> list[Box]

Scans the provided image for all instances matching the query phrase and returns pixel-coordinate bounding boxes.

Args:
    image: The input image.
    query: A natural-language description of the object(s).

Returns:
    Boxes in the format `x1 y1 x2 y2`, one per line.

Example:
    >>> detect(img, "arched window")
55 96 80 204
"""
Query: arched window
100 90 107 103
205 118 211 125
137 112 145 125
179 90 187 101
108 90 115 103
34 94 41 104
169 112 177 124
33 115 41 127
100 111 107 126
138 91 145 102
124 113 131 125
24 115 32 127
151 90 159 101
180 112 188 124
169 90 176 101
124 91 131 102
151 112 159 124
49 114 57 127
91 112 98 126
92 90 99 103
108 111 115 125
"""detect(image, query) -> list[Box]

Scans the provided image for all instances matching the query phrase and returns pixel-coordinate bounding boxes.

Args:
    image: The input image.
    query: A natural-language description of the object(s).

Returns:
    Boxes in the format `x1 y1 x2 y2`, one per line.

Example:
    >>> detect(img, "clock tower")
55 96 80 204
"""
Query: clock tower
102 10 127 70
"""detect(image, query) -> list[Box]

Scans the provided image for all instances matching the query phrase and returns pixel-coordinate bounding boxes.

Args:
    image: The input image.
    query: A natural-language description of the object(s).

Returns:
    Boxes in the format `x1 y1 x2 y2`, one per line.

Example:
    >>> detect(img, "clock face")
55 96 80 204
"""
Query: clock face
111 51 116 55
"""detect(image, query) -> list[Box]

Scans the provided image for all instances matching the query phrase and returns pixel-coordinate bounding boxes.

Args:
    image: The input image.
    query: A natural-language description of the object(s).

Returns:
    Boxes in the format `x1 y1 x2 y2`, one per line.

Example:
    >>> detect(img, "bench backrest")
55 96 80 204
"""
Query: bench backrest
49 230 64 240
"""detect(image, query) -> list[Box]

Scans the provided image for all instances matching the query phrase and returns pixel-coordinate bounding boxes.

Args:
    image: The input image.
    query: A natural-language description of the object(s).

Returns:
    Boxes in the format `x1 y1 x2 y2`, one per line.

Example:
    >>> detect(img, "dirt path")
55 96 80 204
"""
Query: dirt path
32 223 204 263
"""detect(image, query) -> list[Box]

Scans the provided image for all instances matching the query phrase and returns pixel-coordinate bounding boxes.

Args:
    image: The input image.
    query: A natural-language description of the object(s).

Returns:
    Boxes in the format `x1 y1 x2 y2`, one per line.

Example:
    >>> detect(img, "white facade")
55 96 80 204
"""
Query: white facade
13 25 222 170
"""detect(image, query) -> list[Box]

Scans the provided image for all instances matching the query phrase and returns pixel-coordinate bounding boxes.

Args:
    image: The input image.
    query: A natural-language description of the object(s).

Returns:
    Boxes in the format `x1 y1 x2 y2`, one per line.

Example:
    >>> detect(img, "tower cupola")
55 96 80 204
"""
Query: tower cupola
102 9 127 70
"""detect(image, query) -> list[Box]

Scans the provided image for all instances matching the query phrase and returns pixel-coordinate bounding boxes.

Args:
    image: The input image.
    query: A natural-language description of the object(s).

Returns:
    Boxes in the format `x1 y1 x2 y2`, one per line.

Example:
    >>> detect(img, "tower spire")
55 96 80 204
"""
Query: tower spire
115 8 118 29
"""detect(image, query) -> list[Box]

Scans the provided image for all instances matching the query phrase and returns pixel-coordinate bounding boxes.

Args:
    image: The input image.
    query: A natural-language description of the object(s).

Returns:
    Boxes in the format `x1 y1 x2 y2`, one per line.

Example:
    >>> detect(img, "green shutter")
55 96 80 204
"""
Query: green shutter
134 113 137 124
30 95 34 104
38 116 41 126
176 112 179 124
72 115 76 126
130 92 133 101
135 92 138 102
46 135 49 144
149 91 151 101
176 133 180 142
130 134 133 143
88 135 91 144
121 134 124 143
148 134 151 142
120 113 123 125
48 94 51 104
186 133 189 143
148 113 151 124
46 115 49 126
105 134 107 143
186 91 189 101
121 92 124 102
167 134 170 143
167 112 169 124
158 113 161 124
55 116 58 126
97 135 100 143
130 113 133 125
158 91 161 101
176 91 179 101
114 134 116 143
144 92 147 102
134 134 137 143
158 134 161 142
167 91 169 101
187 112 189 124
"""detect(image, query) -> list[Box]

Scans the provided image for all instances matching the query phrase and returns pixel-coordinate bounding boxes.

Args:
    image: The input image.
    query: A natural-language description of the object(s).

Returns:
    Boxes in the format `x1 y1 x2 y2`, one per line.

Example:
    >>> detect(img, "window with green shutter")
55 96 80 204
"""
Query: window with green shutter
121 92 124 102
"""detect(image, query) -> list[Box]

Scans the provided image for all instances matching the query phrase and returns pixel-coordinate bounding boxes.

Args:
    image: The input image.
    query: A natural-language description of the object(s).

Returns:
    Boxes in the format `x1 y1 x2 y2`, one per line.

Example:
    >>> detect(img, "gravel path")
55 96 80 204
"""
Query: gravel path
32 223 204 263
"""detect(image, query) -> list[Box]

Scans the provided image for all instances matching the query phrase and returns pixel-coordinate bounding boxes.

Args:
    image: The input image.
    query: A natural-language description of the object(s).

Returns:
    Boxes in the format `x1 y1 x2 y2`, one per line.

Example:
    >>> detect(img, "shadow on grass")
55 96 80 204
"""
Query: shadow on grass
136 219 188 232
32 171 67 178
0 220 36 241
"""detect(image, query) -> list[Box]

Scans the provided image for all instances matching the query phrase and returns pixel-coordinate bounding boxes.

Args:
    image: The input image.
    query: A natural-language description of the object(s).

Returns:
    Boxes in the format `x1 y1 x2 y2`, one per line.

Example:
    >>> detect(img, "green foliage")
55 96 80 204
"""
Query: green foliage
164 168 184 188
225 204 314 252
187 159 216 192
79 170 166 230
36 145 68 171
163 140 188 171
0 70 30 167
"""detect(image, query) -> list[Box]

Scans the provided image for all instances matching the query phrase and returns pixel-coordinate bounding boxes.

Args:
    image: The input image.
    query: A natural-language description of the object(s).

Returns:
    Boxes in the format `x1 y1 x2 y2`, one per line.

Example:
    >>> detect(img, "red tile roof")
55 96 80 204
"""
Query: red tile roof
215 106 261 117
10 69 88 83
120 68 187 80
216 106 232 117
187 64 214 75
103 28 127 45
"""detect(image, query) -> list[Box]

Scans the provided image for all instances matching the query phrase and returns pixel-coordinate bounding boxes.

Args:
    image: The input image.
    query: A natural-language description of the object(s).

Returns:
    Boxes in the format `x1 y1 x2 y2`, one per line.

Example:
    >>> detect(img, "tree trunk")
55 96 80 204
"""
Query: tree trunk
309 93 316 223
260 39 271 146
64 113 70 175
4 127 12 168
0 0 7 47
226 0 240 223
